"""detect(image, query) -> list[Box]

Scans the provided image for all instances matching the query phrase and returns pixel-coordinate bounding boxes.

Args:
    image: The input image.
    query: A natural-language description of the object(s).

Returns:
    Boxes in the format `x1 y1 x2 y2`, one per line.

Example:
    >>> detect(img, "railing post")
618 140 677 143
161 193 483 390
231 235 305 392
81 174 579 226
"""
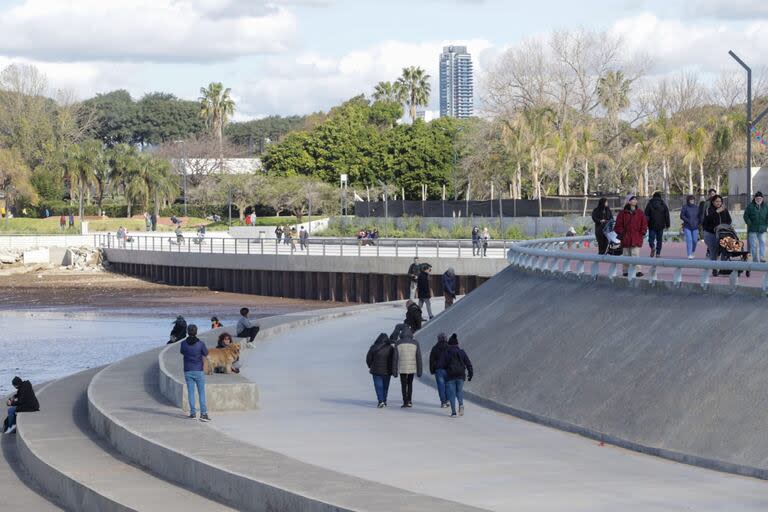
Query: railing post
260 238 264 255
458 239 461 258
358 239 361 257
395 239 399 257
376 240 380 257
322 239 326 256
222 238 225 254
415 240 419 258
187 237 191 253
247 238 251 255
340 238 343 257
235 238 238 254
436 239 440 258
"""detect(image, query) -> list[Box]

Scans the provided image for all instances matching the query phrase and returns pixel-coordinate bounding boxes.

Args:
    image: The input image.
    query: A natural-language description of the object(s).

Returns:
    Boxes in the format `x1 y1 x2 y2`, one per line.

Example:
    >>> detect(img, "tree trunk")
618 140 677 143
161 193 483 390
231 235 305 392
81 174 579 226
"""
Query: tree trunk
516 162 522 199
558 168 565 196
643 163 649 198
564 159 571 195
127 202 132 218
583 159 589 196
79 182 85 221
594 163 599 192
699 162 705 196
153 191 160 223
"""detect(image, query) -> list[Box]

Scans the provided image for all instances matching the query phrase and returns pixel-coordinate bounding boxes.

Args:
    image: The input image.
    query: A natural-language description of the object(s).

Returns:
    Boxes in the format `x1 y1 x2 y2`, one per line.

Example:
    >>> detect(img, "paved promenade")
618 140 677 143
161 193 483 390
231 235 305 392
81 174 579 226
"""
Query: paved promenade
211 305 768 511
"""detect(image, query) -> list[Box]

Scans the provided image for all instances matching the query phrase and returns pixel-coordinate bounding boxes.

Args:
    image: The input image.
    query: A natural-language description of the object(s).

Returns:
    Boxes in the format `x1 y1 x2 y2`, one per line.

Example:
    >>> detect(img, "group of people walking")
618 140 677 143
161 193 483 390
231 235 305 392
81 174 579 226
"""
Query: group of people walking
407 257 458 316
471 226 491 257
274 225 309 251
366 319 473 418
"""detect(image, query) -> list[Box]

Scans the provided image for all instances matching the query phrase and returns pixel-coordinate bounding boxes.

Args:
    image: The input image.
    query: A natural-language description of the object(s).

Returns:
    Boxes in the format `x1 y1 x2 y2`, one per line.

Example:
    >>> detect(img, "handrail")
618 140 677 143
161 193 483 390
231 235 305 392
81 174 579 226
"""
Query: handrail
507 235 768 292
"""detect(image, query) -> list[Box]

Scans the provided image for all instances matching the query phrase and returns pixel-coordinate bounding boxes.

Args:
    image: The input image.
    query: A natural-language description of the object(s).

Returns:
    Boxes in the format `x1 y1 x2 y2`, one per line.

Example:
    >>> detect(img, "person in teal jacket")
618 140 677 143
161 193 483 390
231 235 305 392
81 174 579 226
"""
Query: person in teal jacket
744 191 768 263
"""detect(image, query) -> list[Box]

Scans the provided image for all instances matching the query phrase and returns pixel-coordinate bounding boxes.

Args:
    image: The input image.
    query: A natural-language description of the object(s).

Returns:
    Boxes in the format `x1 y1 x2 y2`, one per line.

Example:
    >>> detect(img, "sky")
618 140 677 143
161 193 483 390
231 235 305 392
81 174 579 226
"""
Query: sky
0 0 766 120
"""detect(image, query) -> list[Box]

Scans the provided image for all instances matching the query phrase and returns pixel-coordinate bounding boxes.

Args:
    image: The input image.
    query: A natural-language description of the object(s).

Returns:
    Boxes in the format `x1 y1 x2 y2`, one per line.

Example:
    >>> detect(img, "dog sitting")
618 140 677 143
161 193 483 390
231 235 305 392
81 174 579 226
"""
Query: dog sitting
203 343 241 375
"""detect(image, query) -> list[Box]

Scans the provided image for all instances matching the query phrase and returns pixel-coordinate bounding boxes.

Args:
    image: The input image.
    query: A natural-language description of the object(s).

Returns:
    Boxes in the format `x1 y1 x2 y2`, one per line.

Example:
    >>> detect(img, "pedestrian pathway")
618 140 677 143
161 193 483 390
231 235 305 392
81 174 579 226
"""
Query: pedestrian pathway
210 306 768 511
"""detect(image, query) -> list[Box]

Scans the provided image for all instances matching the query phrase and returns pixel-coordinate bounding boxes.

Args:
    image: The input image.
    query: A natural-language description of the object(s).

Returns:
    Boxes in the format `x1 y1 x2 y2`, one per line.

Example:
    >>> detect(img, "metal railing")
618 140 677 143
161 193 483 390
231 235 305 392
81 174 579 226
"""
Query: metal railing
507 235 768 293
95 233 510 259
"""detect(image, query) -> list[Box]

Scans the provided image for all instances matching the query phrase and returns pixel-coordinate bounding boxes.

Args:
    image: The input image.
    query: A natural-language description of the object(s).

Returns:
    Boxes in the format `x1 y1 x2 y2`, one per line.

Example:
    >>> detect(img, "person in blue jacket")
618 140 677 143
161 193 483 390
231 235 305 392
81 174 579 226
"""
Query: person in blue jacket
438 334 474 418
680 195 700 259
179 325 210 421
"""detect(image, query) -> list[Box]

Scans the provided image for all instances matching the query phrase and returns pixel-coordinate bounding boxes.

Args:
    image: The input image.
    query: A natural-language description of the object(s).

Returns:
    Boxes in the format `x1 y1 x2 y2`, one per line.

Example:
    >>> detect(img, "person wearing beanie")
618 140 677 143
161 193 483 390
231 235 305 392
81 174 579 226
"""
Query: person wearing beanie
614 195 648 278
680 195 700 259
744 191 768 263
644 191 670 258
179 324 210 421
437 334 473 418
429 333 450 408
4 376 39 434
366 333 398 408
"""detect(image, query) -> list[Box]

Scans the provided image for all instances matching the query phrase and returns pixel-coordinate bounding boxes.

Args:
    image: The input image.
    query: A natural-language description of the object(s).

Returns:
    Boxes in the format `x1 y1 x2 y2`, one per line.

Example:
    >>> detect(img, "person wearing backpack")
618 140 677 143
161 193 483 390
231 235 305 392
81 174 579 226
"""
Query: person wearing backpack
366 333 398 408
429 333 450 408
438 333 473 418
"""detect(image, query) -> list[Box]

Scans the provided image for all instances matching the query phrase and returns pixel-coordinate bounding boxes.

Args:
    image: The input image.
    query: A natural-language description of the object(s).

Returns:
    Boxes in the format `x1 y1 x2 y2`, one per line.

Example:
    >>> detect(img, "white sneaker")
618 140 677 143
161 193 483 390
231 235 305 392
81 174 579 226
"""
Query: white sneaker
5 424 16 434
688 255 694 260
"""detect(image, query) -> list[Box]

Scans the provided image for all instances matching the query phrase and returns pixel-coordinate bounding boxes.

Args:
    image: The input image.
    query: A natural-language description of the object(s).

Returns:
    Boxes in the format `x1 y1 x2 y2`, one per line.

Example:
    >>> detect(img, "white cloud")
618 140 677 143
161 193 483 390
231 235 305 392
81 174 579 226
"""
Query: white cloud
0 0 298 62
685 0 768 20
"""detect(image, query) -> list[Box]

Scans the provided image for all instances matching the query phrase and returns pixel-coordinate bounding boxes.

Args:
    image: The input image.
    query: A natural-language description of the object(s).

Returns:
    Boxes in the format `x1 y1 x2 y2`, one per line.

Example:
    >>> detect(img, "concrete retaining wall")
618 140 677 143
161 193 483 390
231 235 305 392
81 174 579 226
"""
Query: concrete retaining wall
418 266 768 478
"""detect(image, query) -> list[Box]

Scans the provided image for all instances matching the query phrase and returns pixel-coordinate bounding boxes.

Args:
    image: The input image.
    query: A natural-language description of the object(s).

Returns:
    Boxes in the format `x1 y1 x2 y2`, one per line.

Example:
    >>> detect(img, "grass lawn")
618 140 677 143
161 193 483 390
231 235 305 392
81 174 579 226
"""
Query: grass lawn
0 216 307 234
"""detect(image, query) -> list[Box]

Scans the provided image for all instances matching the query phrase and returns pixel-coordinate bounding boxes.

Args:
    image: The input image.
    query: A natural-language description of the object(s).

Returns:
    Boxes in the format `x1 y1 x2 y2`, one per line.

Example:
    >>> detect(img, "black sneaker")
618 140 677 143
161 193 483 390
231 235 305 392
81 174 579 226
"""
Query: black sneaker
377 402 384 409
200 414 211 422
636 272 644 277
188 413 196 419
622 272 628 277
401 403 408 408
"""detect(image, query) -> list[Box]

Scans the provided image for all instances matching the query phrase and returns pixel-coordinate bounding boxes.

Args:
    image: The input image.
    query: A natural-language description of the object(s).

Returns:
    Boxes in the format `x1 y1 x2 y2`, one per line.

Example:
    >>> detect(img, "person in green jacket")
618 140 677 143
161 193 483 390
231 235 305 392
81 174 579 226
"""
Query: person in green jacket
744 191 768 263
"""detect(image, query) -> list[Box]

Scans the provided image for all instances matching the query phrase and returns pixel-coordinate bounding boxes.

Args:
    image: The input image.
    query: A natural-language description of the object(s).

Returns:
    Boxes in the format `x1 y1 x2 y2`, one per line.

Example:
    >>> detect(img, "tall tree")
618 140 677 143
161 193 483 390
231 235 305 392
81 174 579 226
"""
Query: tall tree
395 67 431 122
597 70 632 150
198 82 236 158
0 147 36 223
373 81 401 103
65 141 102 220
651 109 678 198
683 127 709 195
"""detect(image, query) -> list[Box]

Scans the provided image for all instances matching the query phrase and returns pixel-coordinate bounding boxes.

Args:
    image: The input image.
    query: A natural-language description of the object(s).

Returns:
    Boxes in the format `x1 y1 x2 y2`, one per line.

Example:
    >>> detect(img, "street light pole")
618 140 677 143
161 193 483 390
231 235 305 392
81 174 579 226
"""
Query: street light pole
228 187 232 228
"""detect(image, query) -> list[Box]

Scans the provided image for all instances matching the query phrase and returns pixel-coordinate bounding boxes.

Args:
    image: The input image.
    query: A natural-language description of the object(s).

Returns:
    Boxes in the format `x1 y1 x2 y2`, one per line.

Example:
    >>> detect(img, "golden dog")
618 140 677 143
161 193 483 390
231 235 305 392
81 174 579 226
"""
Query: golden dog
203 343 241 375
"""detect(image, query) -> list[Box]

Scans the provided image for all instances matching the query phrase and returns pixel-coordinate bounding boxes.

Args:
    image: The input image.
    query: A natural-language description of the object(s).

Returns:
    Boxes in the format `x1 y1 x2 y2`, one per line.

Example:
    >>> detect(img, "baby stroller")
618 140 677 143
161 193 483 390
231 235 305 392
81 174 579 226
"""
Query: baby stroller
714 224 749 277
603 219 623 256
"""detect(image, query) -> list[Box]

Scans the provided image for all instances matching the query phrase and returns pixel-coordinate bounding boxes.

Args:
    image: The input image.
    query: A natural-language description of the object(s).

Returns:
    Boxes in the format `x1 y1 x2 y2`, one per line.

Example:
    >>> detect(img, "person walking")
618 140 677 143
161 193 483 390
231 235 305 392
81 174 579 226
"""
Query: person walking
366 333 398 408
179 325 209 421
471 226 480 256
407 257 420 300
481 227 490 257
289 226 298 253
402 299 423 334
150 212 157 232
680 195 700 259
4 376 39 434
417 264 434 320
250 212 257 226
275 225 283 243
429 333 450 408
744 191 768 263
68 212 75 230
299 226 309 251
644 192 670 258
591 198 613 255
144 212 152 232
614 195 647 278
395 326 422 408
236 307 260 345
438 334 473 418
702 194 732 276
59 214 66 232
442 267 457 309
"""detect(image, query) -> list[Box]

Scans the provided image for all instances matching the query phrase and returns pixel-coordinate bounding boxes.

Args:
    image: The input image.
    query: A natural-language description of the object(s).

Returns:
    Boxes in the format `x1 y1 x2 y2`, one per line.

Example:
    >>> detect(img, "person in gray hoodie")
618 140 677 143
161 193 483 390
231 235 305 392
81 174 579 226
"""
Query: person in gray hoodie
396 326 422 408
366 333 398 408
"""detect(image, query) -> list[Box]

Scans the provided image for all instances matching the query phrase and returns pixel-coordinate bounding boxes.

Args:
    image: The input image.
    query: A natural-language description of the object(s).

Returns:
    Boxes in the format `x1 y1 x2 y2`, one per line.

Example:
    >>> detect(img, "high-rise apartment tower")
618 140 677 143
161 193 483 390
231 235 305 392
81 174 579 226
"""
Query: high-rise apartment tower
439 46 473 118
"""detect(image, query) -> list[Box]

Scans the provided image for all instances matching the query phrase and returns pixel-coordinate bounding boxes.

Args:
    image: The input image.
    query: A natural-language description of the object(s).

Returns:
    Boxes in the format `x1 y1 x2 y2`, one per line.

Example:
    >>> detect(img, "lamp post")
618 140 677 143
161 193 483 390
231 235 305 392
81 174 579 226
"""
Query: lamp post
174 140 187 217
729 51 768 198
377 180 388 233
227 186 232 228
340 173 348 226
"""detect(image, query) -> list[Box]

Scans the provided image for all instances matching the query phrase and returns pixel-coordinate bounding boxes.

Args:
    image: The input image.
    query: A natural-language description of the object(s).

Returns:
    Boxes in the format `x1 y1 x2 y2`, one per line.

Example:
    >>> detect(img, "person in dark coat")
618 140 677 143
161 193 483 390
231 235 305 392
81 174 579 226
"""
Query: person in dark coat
179 325 209 421
366 333 398 408
471 226 480 256
417 264 434 320
429 333 450 408
407 257 420 299
702 194 733 275
698 189 717 233
437 334 473 418
404 300 423 333
442 268 457 309
5 376 39 434
168 315 187 344
591 197 612 255
644 191 670 258
614 195 648 278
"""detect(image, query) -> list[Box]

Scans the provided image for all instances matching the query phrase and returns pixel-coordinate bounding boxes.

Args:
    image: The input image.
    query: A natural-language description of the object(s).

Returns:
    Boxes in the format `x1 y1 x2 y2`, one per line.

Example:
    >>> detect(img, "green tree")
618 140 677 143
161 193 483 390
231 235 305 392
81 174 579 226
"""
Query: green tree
0 147 36 222
218 173 265 221
224 115 306 152
396 66 431 122
82 90 138 146
597 70 632 151
199 82 236 157
136 92 205 145
373 81 401 103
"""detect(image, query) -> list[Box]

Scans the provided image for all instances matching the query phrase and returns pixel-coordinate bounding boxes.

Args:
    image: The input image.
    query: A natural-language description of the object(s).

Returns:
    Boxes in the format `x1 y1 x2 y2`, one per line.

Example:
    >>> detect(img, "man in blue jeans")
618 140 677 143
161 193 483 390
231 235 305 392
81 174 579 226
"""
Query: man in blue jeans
438 334 473 418
4 376 39 434
180 325 210 421
744 191 768 263
644 191 670 258
429 333 450 408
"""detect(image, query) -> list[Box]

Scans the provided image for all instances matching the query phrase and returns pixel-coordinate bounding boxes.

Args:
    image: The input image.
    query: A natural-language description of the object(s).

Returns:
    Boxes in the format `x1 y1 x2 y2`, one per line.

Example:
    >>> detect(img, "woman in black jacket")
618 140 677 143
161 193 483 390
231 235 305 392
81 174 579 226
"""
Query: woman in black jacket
702 195 732 272
5 376 39 434
591 198 612 255
429 333 450 408
366 333 398 408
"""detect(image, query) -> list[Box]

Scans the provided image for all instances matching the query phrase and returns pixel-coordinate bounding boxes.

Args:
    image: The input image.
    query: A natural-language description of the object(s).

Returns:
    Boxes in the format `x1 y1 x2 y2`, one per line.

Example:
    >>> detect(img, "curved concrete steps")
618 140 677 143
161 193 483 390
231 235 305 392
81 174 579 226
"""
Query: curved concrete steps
1 426 63 510
16 367 238 512
88 325 481 512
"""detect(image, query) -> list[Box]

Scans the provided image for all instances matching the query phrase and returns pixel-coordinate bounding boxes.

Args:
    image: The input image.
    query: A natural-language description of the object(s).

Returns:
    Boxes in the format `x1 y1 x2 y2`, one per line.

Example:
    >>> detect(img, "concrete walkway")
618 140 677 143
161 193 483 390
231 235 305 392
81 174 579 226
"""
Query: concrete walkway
211 306 768 512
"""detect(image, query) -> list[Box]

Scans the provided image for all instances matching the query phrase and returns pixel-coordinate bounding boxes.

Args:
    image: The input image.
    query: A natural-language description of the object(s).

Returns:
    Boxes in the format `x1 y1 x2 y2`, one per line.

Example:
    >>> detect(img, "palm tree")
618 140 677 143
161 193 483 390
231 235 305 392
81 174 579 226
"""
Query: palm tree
108 144 141 216
597 70 632 151
199 82 236 158
130 154 178 221
552 122 577 195
373 81 401 103
651 109 678 198
633 134 654 198
500 119 527 199
577 124 596 197
683 127 709 195
65 141 103 221
711 118 735 192
395 67 431 122
522 107 556 215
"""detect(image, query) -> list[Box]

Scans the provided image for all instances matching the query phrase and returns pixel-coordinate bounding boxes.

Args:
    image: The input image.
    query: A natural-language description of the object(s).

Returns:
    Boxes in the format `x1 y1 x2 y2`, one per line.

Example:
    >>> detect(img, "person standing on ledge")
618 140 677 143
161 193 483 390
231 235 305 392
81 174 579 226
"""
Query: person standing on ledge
366 333 398 408
236 307 260 346
396 326 422 408
438 334 473 418
680 195 700 260
180 325 209 421
4 376 39 434
442 267 457 309
417 264 434 320
644 191 670 258
275 225 283 243
429 333 450 408
614 195 647 278
407 257 420 299
744 191 768 264
591 197 612 255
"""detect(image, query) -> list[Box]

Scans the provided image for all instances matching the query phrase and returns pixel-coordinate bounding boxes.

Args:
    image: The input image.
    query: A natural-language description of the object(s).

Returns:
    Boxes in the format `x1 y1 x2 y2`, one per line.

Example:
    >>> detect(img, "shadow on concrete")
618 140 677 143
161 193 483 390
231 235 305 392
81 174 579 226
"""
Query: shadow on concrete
0 433 62 508
319 397 448 418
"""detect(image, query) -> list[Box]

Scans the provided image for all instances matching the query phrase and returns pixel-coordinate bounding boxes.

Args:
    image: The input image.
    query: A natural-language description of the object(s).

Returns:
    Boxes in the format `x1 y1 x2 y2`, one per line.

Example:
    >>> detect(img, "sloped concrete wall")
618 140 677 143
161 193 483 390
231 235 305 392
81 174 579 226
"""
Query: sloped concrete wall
419 266 768 477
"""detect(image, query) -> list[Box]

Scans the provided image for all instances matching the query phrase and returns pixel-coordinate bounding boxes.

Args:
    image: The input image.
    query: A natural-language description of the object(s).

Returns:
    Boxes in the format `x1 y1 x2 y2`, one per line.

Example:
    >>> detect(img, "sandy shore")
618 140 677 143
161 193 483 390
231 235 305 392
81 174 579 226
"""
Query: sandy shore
0 268 343 319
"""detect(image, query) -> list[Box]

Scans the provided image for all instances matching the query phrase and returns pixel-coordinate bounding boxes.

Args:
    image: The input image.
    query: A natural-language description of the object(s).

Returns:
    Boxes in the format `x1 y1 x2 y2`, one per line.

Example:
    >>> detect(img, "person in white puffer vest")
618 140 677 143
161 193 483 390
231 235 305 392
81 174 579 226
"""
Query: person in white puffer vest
395 325 422 408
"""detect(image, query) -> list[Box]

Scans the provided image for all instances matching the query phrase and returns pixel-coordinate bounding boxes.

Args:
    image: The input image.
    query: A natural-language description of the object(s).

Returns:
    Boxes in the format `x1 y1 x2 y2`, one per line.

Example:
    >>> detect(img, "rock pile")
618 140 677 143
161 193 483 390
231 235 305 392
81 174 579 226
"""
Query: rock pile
64 247 103 270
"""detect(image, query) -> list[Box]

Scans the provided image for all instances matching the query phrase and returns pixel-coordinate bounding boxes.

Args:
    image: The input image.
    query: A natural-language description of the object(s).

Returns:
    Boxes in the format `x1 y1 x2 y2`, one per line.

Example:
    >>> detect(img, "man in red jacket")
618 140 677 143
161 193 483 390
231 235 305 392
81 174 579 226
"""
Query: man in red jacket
614 195 648 278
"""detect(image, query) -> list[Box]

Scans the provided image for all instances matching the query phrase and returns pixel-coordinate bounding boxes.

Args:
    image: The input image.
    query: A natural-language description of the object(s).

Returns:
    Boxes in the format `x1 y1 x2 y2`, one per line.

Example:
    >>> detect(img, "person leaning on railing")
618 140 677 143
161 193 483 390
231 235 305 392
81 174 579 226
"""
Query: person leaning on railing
614 195 647 278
